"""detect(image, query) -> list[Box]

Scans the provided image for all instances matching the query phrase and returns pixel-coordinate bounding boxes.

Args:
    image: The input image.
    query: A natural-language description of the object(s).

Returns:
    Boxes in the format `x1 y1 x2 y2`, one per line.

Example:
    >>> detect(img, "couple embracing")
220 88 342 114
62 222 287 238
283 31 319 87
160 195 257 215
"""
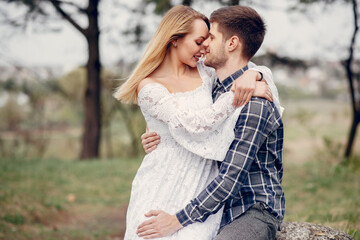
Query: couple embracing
114 5 285 240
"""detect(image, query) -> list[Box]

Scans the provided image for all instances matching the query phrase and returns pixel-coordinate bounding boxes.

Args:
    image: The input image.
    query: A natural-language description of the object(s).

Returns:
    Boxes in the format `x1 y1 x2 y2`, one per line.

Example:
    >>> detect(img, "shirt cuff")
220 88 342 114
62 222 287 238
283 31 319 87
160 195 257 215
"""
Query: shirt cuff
176 209 195 227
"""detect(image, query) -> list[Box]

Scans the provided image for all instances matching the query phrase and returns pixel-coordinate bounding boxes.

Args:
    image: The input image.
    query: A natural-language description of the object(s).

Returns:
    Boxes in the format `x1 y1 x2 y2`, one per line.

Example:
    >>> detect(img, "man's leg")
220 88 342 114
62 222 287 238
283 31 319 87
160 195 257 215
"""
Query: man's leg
215 203 279 240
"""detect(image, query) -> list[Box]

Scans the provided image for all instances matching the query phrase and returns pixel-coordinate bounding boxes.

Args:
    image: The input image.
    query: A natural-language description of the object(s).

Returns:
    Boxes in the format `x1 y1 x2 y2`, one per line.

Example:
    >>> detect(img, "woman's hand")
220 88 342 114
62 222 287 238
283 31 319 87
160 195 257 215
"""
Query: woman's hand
231 70 272 106
254 80 273 102
141 132 160 153
231 70 260 107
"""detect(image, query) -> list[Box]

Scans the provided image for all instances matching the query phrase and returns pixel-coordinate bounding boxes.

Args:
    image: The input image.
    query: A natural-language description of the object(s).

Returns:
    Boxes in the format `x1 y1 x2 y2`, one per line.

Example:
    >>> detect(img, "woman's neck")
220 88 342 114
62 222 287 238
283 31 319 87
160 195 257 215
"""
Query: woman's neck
157 51 190 78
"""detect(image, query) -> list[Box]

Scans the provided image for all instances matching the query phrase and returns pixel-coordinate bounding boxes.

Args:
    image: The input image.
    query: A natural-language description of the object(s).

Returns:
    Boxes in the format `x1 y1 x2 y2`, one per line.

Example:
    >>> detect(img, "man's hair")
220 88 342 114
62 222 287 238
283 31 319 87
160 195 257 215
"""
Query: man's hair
210 6 266 60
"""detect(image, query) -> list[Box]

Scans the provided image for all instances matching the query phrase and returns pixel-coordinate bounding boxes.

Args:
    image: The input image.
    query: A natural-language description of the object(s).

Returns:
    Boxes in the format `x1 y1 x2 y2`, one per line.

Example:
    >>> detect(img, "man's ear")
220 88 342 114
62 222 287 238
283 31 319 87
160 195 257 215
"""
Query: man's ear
227 36 241 52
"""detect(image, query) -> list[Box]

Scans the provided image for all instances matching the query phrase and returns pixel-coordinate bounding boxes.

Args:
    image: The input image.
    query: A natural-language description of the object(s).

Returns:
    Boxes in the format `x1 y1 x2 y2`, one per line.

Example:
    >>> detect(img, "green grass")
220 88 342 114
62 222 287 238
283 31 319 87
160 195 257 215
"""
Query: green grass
1 156 359 239
0 157 141 239
283 157 360 239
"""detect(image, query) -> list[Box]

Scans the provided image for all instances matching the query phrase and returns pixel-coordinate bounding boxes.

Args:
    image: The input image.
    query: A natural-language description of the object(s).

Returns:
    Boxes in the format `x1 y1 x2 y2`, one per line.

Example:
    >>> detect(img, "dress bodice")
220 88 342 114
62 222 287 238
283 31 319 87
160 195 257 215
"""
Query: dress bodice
138 61 241 161
139 62 214 146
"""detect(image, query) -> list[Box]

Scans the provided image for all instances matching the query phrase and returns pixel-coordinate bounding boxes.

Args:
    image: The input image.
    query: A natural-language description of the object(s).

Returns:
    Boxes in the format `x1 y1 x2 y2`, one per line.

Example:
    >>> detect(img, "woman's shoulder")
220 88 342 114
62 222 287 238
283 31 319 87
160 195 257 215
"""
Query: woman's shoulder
138 77 164 91
138 77 156 92
137 78 169 98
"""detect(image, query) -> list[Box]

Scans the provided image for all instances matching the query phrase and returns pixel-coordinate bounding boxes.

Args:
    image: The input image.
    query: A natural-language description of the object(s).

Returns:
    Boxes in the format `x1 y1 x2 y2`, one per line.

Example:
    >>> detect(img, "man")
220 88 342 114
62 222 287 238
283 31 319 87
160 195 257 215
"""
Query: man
137 6 284 240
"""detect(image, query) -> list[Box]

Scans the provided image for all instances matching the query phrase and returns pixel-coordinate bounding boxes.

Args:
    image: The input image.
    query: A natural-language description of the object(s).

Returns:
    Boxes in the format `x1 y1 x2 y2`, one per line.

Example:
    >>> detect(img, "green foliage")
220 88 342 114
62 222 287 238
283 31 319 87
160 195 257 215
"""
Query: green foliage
59 67 87 103
2 214 26 225
0 94 26 130
0 64 145 160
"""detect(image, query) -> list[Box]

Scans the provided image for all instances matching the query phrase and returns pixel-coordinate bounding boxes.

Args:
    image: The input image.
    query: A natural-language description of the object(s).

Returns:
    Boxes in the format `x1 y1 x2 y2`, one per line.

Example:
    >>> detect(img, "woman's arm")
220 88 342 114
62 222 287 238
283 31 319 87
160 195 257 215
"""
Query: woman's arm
231 65 274 106
138 83 237 136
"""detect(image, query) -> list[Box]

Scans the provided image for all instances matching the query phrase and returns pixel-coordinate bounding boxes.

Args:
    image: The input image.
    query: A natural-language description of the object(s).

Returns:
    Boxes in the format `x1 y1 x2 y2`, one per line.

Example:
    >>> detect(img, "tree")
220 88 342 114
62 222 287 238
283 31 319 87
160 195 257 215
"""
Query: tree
143 0 245 13
295 0 359 159
344 0 359 159
2 0 102 159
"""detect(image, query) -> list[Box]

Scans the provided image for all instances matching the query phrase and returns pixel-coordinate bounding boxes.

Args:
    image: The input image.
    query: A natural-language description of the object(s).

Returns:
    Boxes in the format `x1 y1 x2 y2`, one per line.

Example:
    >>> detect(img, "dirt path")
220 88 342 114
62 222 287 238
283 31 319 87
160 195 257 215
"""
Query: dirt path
46 204 128 240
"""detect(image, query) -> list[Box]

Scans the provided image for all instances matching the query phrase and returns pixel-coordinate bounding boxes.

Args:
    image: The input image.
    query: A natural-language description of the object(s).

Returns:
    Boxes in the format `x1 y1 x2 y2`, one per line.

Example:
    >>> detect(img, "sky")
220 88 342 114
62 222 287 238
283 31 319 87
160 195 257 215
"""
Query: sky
0 0 357 70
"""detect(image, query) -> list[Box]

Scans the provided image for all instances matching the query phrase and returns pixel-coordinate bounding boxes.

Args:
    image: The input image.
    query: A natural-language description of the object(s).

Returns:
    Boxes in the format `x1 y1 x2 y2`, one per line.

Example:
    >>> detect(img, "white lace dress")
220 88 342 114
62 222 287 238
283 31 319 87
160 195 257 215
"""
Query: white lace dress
124 62 281 240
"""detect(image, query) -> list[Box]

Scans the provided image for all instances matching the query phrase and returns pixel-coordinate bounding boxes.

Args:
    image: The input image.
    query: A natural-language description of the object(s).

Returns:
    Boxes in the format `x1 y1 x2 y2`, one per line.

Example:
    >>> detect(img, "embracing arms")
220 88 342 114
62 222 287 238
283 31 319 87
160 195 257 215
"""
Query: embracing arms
137 99 278 239
141 68 272 153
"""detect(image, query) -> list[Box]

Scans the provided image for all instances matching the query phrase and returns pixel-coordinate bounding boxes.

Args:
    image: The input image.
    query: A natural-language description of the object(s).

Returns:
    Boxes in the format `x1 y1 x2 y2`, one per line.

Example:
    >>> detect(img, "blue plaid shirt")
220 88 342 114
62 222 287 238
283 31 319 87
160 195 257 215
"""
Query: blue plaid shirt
176 66 285 229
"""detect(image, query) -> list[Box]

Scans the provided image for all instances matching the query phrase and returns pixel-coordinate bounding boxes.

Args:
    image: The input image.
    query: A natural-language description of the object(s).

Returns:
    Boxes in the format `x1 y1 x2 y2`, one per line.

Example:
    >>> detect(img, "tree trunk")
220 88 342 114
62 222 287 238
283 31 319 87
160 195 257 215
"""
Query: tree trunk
229 0 240 5
182 0 192 5
345 113 360 157
80 0 101 159
344 0 359 159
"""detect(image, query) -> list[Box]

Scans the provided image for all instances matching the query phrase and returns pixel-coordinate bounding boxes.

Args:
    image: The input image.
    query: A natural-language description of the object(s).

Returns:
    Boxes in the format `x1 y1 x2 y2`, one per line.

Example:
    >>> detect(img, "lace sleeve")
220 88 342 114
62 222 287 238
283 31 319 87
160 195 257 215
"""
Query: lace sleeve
138 83 242 160
138 83 236 135
197 60 216 89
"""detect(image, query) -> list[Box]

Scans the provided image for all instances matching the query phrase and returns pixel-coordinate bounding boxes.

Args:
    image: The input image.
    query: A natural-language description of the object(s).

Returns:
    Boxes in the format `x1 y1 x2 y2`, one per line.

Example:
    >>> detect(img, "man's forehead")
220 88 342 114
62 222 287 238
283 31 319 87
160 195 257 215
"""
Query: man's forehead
209 22 220 35
210 22 218 30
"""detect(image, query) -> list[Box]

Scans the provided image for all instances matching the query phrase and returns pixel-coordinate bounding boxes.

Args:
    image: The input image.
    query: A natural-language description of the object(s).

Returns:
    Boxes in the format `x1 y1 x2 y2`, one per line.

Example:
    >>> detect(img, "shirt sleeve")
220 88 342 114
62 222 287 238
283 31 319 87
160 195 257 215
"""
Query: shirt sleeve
176 99 274 226
138 83 242 160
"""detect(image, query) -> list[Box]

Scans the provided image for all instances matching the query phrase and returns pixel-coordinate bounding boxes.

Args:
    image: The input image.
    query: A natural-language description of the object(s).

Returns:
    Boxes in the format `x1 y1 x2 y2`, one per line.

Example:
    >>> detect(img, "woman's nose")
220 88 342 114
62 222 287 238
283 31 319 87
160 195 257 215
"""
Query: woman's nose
202 38 210 47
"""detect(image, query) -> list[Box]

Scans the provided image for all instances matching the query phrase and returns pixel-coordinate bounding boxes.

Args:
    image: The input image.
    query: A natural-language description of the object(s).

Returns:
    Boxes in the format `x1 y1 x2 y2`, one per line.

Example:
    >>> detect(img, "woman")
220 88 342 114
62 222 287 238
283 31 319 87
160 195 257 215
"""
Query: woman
114 5 278 239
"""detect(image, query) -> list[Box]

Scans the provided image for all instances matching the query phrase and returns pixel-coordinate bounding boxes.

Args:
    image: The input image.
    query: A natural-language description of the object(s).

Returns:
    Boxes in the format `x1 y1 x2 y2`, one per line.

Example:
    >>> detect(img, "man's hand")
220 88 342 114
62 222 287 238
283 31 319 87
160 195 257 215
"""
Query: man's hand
141 132 160 154
231 70 260 107
137 210 183 239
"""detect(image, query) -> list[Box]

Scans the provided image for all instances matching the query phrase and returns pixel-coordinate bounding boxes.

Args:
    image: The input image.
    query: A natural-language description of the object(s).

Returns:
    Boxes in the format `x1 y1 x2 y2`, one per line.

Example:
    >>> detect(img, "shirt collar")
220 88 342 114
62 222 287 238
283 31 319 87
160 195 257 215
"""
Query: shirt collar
216 65 249 91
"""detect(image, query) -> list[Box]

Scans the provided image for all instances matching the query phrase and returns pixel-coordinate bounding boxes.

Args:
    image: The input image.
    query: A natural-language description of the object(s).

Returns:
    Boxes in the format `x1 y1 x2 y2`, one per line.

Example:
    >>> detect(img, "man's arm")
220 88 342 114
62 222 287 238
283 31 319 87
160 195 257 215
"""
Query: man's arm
176 99 273 226
137 99 274 238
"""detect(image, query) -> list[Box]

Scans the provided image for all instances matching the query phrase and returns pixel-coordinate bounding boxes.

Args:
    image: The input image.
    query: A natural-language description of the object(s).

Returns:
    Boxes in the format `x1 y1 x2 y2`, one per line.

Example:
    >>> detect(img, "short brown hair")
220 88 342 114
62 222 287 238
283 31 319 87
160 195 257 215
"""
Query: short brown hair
210 6 266 60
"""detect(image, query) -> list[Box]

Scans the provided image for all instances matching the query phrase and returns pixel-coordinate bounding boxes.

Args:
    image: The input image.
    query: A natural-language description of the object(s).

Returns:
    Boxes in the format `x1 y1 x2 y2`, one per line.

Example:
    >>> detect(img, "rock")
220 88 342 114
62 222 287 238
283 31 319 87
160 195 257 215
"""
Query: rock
276 222 353 240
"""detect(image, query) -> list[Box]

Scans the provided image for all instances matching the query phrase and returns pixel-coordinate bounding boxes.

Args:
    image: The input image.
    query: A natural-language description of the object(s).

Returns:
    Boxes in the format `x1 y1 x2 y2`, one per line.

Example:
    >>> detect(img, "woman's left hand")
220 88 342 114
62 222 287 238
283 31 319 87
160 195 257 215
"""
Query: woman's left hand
230 70 259 107
254 80 273 102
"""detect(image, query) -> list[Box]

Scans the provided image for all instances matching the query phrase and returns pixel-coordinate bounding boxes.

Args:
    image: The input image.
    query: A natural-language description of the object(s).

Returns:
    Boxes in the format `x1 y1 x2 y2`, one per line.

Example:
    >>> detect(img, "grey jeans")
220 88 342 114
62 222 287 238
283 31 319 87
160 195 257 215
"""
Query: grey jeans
215 203 280 240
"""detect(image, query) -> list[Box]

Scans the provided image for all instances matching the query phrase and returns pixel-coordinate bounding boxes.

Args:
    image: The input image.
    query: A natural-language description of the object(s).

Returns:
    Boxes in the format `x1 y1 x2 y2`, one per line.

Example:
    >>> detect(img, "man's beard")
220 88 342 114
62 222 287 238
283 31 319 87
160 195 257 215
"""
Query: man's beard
204 47 227 69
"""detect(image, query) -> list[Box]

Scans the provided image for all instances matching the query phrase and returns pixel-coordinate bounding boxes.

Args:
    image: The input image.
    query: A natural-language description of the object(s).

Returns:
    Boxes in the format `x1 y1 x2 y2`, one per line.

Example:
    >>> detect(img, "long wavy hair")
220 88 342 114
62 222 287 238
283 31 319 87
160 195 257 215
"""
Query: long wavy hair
113 5 209 104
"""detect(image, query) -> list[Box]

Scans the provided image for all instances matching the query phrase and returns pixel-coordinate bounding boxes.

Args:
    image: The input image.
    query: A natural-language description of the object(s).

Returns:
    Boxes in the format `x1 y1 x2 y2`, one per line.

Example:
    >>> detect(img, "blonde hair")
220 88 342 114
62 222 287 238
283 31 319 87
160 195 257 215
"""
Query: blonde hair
113 5 209 104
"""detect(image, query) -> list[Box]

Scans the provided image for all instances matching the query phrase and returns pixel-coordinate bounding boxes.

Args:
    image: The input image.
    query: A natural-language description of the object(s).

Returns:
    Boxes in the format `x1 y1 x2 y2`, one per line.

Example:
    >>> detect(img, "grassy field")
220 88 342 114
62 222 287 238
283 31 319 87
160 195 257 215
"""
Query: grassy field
0 158 142 239
0 157 359 239
1 98 360 239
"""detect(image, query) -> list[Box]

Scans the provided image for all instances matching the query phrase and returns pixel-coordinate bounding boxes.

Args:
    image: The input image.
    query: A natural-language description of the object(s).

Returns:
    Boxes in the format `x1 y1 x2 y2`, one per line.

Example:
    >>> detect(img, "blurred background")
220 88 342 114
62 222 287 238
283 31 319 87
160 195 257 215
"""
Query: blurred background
0 0 359 239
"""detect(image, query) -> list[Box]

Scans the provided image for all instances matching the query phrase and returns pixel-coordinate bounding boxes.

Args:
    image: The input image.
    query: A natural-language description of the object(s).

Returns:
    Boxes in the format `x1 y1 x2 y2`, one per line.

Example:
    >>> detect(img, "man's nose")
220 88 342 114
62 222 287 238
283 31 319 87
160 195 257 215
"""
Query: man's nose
203 38 210 47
